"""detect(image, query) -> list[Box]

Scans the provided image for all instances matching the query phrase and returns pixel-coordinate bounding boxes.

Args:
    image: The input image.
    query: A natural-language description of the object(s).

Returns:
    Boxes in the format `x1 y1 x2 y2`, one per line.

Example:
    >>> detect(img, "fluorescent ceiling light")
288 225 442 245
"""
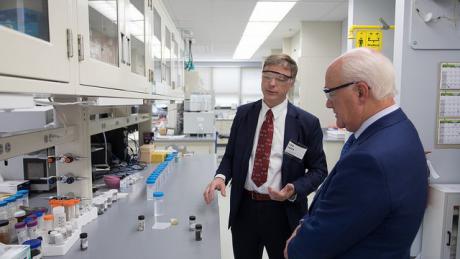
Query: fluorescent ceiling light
250 2 296 22
233 1 296 60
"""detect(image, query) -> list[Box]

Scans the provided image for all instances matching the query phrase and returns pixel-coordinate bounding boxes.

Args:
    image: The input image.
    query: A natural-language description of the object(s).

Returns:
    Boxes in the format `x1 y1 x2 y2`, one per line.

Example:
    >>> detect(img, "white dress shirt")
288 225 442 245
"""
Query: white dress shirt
354 104 400 139
243 98 288 194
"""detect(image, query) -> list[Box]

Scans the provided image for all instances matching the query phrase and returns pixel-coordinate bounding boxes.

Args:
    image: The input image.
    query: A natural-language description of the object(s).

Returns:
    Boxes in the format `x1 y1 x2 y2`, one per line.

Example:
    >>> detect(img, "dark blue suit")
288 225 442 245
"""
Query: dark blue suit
288 108 428 259
217 100 328 229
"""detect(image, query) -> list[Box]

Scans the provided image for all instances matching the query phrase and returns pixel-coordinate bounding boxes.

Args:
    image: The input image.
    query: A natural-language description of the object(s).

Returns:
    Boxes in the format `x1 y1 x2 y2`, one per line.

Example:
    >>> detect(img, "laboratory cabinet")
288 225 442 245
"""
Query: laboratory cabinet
422 184 460 259
76 0 148 93
0 0 72 84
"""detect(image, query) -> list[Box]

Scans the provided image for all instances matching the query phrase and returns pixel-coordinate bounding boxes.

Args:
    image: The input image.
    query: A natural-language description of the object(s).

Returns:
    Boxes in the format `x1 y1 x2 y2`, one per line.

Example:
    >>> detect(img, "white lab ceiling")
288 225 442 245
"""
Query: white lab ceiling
163 0 348 61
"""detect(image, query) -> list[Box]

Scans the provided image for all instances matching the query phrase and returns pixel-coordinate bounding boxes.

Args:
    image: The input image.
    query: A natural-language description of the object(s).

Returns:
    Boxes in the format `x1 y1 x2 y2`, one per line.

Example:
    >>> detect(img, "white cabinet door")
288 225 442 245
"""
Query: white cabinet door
77 0 124 90
121 0 148 93
0 0 71 82
443 195 460 259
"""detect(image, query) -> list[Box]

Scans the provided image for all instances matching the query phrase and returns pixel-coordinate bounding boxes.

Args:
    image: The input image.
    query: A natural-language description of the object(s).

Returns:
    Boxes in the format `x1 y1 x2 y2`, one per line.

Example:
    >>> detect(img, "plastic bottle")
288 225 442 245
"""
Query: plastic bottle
0 220 9 244
0 201 8 220
153 192 164 223
15 222 28 244
27 220 39 239
146 179 156 200
52 206 66 228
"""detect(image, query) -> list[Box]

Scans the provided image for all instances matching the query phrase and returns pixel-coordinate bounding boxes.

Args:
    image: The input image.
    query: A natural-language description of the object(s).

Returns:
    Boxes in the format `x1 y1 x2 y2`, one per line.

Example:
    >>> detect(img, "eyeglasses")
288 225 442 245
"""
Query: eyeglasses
323 81 357 99
262 70 292 84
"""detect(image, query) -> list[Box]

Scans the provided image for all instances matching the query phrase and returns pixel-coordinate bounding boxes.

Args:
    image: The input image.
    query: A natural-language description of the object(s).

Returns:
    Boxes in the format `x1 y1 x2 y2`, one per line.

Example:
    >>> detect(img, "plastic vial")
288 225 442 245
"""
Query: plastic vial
146 179 156 200
80 232 88 250
153 192 164 223
189 216 196 231
43 214 54 233
15 222 28 244
137 215 145 231
195 224 202 241
27 220 39 239
0 201 8 220
52 206 66 228
34 211 44 230
0 220 9 244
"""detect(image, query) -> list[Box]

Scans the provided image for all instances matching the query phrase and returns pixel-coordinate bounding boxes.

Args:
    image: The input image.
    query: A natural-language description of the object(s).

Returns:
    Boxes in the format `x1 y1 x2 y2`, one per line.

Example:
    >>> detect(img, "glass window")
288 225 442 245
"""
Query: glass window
0 0 50 41
88 0 119 66
153 8 162 85
213 67 240 94
128 0 145 76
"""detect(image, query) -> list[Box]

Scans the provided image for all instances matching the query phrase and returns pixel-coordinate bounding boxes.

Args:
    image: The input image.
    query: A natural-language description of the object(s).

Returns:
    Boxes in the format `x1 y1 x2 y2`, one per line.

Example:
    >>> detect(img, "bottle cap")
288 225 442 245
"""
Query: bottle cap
23 239 42 249
138 215 145 220
0 219 9 227
153 192 164 198
189 216 196 220
80 233 88 238
27 220 38 227
195 224 202 230
15 222 26 229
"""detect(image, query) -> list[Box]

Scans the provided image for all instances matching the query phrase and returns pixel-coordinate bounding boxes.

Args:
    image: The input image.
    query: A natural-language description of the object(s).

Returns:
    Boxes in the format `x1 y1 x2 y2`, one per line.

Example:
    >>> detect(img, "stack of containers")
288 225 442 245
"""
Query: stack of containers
144 152 178 197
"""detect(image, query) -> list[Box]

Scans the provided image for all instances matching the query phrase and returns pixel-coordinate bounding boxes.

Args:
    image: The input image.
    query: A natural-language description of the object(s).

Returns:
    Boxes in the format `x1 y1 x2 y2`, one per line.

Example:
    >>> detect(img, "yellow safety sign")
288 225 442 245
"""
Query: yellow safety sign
354 30 383 50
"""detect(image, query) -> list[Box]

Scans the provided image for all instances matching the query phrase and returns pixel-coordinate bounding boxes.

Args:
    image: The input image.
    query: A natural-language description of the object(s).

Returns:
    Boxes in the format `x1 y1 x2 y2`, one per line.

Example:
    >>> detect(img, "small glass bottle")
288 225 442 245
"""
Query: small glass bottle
80 232 88 250
137 215 145 231
189 216 196 231
195 224 202 241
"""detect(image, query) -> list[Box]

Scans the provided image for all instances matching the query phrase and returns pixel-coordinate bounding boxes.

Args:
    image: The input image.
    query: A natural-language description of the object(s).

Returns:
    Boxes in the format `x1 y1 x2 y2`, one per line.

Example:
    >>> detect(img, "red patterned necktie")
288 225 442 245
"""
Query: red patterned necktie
251 109 274 187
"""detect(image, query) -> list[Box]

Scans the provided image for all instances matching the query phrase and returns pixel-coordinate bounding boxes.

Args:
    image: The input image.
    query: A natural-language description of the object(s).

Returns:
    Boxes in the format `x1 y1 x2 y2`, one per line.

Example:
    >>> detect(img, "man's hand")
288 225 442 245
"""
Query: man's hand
284 224 301 259
268 183 295 201
203 177 226 204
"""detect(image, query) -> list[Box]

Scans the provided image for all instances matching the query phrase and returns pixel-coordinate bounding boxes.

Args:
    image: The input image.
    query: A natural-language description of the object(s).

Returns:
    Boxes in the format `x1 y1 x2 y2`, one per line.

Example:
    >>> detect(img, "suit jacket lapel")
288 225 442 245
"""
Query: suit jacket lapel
241 101 262 178
281 102 299 185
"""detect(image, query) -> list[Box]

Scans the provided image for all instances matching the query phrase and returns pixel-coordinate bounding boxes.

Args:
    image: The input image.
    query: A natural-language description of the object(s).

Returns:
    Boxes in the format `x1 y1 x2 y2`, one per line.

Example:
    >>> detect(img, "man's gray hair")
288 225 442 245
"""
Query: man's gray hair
263 54 298 80
338 48 396 100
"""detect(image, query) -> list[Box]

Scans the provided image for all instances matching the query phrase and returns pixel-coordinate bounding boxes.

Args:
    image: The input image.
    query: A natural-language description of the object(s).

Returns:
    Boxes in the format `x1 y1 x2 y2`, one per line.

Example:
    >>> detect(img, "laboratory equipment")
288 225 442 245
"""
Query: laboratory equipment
26 220 38 239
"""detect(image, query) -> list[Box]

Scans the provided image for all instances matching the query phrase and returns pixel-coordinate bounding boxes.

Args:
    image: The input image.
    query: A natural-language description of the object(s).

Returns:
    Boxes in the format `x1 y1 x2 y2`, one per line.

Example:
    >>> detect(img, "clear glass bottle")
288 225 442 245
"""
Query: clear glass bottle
80 232 88 250
189 215 196 231
137 215 145 231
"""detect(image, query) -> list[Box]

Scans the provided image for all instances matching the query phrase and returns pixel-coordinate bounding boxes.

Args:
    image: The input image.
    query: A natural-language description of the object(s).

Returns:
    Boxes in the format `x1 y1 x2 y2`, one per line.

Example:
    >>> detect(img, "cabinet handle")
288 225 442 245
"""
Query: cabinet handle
66 29 73 58
121 33 126 64
77 34 84 61
447 231 452 246
126 37 131 66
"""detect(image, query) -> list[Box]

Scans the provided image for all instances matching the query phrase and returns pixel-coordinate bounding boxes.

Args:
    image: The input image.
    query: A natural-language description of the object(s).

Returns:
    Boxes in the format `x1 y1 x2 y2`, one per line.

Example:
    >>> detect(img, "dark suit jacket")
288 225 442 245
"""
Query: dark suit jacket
288 108 428 259
216 100 328 229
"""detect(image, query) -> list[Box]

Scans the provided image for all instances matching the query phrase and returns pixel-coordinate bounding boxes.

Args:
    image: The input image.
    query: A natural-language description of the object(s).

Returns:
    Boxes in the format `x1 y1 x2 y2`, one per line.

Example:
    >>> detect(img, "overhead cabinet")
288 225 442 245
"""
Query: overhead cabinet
0 0 72 83
77 0 148 93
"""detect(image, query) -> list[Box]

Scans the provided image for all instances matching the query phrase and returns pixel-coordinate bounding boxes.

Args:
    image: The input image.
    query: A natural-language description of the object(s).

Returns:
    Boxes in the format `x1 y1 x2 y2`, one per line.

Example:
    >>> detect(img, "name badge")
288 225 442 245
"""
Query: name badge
284 140 307 160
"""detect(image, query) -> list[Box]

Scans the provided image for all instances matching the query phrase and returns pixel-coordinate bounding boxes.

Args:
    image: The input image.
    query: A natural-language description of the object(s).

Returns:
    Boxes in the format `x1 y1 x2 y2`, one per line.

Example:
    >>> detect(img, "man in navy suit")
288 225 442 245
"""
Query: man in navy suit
203 54 327 259
285 48 428 258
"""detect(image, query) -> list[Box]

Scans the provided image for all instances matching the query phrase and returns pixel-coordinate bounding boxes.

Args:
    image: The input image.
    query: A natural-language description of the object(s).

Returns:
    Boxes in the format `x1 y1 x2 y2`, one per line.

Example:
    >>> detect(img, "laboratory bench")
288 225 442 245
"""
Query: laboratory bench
30 154 221 259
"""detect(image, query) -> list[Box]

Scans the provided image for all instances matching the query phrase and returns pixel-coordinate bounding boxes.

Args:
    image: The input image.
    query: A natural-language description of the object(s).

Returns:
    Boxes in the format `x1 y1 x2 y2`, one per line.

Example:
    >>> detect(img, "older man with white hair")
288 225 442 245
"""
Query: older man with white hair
285 48 428 259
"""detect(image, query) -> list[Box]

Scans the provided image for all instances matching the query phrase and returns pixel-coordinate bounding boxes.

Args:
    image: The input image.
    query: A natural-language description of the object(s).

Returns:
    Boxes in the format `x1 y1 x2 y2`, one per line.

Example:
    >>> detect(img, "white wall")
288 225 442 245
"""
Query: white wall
298 22 342 127
394 0 460 183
